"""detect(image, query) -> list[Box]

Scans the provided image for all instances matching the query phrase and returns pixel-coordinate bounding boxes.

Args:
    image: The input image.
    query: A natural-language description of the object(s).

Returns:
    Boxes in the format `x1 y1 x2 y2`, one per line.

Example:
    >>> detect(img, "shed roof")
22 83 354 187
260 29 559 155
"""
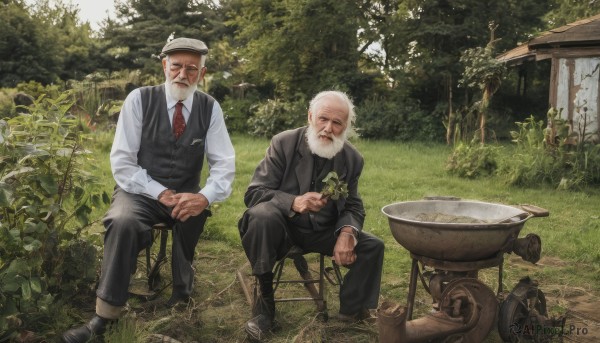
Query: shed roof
497 13 600 65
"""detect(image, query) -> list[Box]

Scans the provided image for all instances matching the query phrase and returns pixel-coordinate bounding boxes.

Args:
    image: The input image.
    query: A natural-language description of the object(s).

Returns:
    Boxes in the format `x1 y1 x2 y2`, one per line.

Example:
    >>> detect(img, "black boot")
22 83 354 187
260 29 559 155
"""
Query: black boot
62 315 114 343
245 273 275 341
165 292 191 309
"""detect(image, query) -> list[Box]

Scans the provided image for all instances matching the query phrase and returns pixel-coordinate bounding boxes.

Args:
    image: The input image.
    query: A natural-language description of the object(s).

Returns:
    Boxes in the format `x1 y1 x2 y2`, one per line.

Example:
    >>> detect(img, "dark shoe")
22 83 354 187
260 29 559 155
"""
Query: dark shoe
246 294 275 341
245 313 273 341
336 309 374 324
62 315 113 343
165 293 191 309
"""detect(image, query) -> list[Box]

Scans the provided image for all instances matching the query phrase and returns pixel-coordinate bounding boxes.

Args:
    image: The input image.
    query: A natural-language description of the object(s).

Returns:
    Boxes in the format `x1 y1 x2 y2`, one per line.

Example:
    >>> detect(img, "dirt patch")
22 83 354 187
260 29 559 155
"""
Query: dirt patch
545 292 600 343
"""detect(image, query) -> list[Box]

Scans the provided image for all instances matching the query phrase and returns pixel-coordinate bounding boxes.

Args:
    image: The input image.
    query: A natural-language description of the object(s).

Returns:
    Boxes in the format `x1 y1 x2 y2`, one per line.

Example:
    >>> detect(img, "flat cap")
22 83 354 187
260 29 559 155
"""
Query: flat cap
161 38 208 56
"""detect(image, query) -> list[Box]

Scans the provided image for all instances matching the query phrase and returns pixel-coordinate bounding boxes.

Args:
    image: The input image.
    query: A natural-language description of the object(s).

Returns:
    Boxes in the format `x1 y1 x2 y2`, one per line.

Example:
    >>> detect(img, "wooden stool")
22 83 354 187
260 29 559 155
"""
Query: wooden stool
237 247 343 321
146 223 171 292
129 223 171 297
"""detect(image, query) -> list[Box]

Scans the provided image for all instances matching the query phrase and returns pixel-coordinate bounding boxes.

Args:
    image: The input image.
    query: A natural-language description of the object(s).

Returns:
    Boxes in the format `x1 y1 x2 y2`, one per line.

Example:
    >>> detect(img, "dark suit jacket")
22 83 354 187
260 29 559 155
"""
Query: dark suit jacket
240 126 365 235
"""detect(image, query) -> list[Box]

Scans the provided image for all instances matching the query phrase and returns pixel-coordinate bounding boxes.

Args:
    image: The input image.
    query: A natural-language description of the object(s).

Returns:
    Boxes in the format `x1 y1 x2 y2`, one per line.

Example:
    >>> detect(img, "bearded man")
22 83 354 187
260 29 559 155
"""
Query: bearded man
62 38 235 343
238 90 384 341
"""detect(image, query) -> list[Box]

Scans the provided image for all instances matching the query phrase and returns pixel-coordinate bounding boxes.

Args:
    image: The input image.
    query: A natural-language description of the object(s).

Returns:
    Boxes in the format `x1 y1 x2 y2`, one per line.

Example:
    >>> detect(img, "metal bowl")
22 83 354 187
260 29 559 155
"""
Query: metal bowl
381 200 531 261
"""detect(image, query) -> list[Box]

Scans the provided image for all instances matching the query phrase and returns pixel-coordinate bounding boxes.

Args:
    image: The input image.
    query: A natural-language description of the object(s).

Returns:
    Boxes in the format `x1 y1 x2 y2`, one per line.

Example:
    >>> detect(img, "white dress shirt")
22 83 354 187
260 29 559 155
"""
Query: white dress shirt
110 83 235 204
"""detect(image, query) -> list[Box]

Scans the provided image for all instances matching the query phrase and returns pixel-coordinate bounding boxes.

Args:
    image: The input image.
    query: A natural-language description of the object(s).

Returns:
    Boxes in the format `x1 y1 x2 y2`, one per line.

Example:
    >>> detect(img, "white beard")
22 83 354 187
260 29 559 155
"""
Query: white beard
166 75 198 101
306 125 346 159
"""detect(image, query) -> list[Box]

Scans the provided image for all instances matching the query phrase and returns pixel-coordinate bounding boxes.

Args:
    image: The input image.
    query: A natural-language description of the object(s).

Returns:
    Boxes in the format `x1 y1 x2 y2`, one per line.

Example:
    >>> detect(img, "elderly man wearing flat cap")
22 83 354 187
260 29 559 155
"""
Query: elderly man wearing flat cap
62 37 235 342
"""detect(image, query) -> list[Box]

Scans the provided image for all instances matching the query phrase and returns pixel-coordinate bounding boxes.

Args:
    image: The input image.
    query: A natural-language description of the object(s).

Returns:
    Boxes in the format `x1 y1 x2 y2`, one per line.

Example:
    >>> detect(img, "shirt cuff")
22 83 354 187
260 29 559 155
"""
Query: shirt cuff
146 182 167 200
199 188 216 205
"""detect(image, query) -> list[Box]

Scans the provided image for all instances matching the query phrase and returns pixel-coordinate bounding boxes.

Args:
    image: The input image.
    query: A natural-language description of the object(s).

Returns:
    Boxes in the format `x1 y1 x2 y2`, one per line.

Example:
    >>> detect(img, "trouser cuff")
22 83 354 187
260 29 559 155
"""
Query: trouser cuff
96 297 123 320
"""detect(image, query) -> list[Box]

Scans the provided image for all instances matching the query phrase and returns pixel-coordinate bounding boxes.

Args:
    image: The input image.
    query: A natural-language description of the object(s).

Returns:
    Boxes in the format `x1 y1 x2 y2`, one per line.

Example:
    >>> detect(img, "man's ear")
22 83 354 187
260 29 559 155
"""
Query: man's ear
162 58 168 73
198 66 207 81
307 110 313 123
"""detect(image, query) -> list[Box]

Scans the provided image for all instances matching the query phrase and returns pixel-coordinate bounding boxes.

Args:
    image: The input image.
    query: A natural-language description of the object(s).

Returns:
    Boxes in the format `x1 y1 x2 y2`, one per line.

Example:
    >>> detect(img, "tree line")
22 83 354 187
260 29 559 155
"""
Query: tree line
2 0 600 140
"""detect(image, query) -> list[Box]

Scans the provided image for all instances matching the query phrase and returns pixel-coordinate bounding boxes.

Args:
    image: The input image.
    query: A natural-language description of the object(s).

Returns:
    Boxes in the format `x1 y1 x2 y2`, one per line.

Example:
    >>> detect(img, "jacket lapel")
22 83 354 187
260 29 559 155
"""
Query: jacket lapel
295 128 313 193
332 143 348 211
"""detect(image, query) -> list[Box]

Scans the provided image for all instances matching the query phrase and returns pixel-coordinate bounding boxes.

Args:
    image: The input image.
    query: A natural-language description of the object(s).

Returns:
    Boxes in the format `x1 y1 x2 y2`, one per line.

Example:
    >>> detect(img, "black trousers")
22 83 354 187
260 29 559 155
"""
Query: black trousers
97 187 208 306
240 201 385 315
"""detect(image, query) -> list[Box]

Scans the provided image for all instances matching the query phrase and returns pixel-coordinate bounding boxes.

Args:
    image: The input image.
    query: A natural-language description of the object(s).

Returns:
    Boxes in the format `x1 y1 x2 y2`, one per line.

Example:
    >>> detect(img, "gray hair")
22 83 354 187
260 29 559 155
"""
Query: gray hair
308 90 357 137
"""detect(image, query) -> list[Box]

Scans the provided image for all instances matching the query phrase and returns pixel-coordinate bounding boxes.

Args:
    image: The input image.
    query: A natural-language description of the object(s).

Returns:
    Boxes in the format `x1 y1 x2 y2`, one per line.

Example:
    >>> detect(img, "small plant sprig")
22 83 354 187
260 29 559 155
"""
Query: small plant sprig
321 171 348 200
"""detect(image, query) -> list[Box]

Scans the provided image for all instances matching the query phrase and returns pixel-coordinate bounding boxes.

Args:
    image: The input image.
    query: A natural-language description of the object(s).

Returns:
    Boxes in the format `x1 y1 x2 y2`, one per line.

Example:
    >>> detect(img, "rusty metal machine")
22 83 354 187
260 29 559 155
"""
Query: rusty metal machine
379 198 564 343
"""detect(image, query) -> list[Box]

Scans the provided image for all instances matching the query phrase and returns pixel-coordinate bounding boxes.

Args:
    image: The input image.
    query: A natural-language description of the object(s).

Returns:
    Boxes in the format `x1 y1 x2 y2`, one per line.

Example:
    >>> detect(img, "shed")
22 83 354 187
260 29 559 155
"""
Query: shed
497 14 600 142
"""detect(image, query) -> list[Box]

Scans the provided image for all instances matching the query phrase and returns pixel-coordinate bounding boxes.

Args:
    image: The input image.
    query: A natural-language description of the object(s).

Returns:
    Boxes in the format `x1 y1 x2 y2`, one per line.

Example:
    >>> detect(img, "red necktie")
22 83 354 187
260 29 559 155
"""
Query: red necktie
173 101 185 139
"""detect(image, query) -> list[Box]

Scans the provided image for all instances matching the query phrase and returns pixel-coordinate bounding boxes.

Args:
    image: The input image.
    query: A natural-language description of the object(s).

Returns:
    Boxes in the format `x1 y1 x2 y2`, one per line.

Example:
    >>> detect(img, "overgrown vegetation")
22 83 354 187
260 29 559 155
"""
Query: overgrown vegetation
247 97 308 137
446 139 500 178
503 108 600 189
0 92 109 341
447 107 600 190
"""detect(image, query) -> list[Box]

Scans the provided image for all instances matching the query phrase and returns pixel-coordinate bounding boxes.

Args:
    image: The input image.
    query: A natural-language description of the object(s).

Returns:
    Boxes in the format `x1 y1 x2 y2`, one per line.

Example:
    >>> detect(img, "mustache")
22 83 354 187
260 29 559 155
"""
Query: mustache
171 79 190 86
317 130 334 139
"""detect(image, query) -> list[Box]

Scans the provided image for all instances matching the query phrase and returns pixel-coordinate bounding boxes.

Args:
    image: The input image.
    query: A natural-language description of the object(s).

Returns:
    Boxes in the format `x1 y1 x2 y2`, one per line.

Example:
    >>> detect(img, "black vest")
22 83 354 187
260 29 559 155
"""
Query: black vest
137 85 214 193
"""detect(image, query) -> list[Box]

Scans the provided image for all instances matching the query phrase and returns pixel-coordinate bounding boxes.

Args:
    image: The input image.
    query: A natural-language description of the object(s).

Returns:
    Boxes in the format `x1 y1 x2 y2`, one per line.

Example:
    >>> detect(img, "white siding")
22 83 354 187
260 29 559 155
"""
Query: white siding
556 57 600 141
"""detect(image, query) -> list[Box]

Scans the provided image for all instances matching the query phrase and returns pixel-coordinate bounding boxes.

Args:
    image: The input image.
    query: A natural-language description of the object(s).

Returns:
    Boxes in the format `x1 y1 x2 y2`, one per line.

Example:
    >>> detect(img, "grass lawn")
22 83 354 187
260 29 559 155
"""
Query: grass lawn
64 132 600 343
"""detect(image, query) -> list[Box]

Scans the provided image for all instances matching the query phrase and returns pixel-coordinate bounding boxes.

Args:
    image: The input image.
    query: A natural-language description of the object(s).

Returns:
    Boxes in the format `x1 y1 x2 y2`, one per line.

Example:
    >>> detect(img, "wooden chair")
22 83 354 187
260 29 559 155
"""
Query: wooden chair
129 223 171 297
237 246 343 321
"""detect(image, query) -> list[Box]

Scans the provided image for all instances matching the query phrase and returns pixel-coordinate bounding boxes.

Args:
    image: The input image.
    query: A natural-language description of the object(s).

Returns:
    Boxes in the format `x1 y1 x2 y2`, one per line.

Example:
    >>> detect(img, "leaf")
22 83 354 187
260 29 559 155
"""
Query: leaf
75 204 92 225
30 277 42 294
102 191 111 204
2 278 21 293
21 279 32 300
1 167 35 182
320 171 348 200
37 174 58 195
0 183 13 206
91 194 101 207
73 186 85 201
23 239 42 252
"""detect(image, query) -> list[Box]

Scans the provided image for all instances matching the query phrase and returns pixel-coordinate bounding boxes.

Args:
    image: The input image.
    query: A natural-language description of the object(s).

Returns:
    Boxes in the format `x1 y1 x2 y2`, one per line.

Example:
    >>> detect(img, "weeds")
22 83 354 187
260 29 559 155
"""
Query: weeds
446 138 500 178
503 108 600 189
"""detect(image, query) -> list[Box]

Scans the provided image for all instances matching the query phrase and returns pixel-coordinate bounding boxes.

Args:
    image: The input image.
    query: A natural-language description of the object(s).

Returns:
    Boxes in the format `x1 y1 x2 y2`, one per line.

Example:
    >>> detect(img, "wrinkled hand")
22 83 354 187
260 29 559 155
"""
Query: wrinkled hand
292 192 328 214
333 228 357 267
171 193 209 222
158 189 178 207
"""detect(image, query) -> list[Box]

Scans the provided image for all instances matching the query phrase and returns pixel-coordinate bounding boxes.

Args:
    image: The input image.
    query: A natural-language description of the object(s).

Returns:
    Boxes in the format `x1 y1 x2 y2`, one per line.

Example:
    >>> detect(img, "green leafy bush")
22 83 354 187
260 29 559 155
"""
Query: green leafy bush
446 139 500 178
0 91 16 119
0 91 108 340
502 110 600 189
221 96 259 133
248 97 308 137
16 81 62 101
355 96 440 141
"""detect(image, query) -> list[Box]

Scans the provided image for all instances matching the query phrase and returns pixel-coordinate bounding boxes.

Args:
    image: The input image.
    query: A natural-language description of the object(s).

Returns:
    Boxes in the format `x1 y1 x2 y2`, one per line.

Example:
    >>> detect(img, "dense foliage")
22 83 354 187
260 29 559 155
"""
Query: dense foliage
2 0 568 139
447 108 600 189
0 92 108 340
504 109 600 189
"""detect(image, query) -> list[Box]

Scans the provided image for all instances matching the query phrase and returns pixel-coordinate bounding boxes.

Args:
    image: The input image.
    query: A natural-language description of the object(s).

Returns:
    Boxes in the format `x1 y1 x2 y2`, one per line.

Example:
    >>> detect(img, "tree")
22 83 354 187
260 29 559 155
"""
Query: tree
0 1 61 86
100 0 227 75
458 30 506 144
545 0 600 27
30 0 98 81
375 0 547 141
0 0 100 87
225 0 367 101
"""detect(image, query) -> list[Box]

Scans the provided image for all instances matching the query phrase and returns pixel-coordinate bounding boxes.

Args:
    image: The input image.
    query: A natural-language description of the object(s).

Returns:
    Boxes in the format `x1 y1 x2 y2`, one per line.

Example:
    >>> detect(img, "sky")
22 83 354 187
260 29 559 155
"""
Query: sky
25 0 116 30
74 0 116 30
